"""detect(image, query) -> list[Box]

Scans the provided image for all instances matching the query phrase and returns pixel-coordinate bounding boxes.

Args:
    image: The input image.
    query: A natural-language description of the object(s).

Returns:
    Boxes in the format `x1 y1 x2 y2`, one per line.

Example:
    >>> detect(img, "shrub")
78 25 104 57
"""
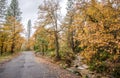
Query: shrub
59 47 75 67
88 50 111 73
112 65 120 78
89 61 108 73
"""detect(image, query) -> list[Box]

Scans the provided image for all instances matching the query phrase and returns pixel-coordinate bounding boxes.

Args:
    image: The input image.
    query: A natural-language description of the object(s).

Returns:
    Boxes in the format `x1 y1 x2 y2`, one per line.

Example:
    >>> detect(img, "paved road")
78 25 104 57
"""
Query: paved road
0 52 58 78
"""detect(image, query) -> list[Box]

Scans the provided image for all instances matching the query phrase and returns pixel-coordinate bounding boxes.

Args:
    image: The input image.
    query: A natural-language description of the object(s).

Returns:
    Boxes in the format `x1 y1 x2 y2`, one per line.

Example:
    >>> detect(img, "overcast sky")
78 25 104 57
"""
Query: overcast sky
7 0 67 30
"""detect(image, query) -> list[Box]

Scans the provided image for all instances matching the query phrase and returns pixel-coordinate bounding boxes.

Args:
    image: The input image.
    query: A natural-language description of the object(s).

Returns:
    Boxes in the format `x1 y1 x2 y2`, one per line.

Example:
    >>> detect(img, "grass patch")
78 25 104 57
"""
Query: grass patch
0 52 20 63
0 55 12 63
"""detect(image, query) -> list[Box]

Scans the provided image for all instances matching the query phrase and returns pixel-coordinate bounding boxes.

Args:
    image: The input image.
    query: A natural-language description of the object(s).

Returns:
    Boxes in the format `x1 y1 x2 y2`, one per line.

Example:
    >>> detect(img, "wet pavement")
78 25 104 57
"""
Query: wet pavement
0 52 58 78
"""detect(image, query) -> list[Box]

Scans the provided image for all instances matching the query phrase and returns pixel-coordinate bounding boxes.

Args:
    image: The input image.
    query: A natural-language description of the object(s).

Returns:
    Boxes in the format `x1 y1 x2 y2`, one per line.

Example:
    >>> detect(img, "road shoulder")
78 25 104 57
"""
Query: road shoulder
0 52 21 66
35 54 80 78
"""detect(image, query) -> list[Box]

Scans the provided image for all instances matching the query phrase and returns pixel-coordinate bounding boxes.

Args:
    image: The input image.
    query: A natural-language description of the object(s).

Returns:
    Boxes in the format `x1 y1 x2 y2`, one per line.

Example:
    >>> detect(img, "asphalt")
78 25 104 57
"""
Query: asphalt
0 52 58 78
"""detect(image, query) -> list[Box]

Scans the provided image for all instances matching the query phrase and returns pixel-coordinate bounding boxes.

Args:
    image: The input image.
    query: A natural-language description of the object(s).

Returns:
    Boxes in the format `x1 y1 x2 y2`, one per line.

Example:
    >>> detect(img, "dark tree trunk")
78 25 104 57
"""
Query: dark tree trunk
11 19 16 54
11 40 15 54
67 15 75 52
55 31 60 60
1 42 4 55
70 31 75 52
42 44 44 55
0 35 4 55
4 45 7 53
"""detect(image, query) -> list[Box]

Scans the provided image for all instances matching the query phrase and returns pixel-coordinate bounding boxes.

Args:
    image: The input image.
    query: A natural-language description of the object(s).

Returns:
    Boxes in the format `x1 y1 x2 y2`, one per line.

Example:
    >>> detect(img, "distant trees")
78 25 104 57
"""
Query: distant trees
34 26 49 55
26 19 32 50
27 19 31 40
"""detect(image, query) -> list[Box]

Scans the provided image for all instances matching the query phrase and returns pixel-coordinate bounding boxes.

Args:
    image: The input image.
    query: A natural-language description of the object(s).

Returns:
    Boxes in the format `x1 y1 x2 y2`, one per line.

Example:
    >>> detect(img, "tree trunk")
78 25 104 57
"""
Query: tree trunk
67 15 75 52
55 31 60 60
42 43 44 55
0 35 4 55
11 20 15 54
0 43 4 55
70 31 75 52
11 39 15 54
4 45 7 53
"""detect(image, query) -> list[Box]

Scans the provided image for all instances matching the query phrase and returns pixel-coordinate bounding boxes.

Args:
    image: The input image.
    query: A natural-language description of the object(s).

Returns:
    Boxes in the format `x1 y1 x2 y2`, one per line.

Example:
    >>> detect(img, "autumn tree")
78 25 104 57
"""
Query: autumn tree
36 0 61 60
66 0 75 52
72 0 120 76
3 16 23 53
62 0 81 53
34 26 49 55
6 0 22 54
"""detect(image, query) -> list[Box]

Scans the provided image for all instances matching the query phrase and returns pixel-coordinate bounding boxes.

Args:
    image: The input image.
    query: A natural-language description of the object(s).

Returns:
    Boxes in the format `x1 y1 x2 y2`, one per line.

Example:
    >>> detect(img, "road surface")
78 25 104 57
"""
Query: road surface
0 52 59 78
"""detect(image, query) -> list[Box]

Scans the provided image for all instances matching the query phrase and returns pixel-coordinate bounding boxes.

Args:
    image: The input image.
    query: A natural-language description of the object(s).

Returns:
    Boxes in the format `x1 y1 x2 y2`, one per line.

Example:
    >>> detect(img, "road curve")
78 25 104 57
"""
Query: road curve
0 52 58 78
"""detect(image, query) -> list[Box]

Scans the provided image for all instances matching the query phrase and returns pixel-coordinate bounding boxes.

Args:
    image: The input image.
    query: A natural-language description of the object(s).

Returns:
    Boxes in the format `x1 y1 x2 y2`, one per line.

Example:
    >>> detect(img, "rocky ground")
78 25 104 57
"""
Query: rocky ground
36 53 110 78
35 54 80 78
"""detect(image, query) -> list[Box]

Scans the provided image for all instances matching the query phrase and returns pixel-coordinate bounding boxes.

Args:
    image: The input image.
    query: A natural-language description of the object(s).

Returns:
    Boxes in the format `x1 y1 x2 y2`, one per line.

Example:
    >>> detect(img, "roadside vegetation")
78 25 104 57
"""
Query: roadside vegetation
31 0 120 77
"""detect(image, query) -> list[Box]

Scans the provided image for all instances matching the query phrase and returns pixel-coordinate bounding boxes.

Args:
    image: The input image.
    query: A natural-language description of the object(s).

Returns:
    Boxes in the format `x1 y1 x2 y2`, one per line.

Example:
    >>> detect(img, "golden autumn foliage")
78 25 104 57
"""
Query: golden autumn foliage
0 16 24 55
67 0 120 76
33 0 120 77
33 26 55 54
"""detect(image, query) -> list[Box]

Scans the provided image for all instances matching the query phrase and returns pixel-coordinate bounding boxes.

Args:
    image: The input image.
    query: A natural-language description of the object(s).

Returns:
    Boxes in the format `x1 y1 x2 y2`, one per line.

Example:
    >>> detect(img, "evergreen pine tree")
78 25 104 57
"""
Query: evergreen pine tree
0 0 7 24
7 0 22 21
27 19 32 40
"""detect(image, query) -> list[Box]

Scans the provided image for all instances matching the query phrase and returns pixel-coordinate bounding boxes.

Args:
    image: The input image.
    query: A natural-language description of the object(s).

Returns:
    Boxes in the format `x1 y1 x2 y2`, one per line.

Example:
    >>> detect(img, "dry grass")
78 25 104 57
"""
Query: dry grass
0 52 20 65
